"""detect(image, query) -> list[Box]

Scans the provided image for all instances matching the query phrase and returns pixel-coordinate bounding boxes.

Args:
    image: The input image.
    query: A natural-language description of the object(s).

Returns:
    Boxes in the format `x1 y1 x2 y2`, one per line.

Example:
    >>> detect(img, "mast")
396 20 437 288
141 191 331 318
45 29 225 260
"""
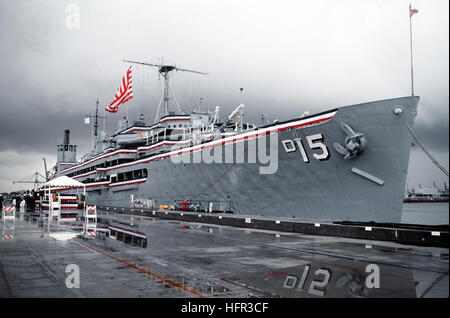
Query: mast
94 98 99 138
122 59 208 122
85 98 107 152
239 88 244 131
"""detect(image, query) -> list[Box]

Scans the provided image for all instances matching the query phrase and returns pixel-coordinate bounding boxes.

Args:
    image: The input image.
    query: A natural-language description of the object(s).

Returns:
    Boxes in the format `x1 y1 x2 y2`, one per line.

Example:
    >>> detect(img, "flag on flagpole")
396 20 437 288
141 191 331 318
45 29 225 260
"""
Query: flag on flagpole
105 66 133 113
409 5 418 17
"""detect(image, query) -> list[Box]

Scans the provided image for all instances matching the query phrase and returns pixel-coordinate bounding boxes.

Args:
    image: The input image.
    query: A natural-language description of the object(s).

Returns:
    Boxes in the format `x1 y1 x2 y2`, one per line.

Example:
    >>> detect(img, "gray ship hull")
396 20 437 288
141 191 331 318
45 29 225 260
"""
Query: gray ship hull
72 96 419 222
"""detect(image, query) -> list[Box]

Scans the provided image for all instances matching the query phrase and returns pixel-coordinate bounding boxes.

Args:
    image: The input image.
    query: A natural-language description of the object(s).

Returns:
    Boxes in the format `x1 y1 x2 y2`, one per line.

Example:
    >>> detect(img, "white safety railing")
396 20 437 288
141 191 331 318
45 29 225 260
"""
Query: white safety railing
2 206 15 221
83 206 97 239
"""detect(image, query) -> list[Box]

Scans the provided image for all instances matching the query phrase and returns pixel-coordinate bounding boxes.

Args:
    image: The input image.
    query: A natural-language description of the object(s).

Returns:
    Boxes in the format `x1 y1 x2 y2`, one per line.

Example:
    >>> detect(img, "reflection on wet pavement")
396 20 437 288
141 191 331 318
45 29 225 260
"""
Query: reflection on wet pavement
0 210 448 298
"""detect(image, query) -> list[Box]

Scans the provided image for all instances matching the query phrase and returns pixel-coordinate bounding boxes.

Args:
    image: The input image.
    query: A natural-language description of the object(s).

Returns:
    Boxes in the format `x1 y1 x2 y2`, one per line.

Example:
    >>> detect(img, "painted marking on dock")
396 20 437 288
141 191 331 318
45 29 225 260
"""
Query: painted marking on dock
0 263 14 298
264 271 288 276
220 277 279 298
71 239 210 298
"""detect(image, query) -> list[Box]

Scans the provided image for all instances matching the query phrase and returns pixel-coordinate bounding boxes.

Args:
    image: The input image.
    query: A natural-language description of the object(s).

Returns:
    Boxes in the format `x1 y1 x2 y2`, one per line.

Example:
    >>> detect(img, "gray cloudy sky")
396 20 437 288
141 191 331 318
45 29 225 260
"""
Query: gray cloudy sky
0 0 448 192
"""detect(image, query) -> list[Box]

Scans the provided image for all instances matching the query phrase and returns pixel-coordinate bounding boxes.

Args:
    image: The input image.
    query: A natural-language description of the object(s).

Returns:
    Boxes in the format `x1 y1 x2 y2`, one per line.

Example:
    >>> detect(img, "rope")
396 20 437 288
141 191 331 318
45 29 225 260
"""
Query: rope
399 114 449 177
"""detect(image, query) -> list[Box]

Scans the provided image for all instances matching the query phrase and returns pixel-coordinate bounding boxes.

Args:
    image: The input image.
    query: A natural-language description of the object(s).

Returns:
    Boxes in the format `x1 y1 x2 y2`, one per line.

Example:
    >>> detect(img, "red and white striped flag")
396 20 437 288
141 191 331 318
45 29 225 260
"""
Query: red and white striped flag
409 5 418 17
105 66 133 113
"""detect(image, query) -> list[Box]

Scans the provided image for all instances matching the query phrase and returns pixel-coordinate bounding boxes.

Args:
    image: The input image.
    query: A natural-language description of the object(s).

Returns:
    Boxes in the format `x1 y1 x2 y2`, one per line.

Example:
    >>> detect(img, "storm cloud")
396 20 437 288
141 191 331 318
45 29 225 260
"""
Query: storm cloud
0 0 448 192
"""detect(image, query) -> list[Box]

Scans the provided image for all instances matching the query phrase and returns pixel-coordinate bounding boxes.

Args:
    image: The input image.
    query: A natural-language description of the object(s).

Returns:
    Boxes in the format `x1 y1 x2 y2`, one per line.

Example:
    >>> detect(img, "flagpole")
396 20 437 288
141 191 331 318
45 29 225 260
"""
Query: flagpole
409 4 414 96
91 109 94 150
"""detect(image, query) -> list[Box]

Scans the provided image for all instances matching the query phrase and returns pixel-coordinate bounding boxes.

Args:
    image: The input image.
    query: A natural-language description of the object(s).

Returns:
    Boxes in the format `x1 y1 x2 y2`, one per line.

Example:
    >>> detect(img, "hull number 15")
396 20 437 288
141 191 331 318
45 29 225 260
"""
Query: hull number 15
282 133 330 162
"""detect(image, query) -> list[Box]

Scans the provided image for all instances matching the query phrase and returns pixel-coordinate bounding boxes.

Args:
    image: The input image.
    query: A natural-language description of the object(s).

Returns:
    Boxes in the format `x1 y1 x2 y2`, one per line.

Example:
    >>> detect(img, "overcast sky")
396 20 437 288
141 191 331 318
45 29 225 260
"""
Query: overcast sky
0 0 448 192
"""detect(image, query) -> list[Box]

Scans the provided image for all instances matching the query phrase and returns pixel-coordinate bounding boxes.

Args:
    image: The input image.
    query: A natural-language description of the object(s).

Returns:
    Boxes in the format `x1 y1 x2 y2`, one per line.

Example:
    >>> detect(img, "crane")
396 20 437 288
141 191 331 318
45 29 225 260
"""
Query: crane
218 104 245 133
13 172 47 191
207 106 220 128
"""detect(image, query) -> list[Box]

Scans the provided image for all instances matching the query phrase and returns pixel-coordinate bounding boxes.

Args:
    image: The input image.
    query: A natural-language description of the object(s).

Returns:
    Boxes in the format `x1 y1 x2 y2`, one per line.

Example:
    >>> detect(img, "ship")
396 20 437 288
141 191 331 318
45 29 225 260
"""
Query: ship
47 60 419 223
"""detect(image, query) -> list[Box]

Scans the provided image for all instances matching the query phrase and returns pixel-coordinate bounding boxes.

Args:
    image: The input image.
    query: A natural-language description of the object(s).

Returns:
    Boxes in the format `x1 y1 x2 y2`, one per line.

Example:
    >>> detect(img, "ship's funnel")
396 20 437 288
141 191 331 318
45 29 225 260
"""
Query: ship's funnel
64 130 70 145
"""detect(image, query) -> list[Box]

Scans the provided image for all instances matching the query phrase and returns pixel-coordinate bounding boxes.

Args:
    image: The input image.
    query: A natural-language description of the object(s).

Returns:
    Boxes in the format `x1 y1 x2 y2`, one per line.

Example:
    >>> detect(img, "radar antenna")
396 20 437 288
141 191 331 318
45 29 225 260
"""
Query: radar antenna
122 59 208 123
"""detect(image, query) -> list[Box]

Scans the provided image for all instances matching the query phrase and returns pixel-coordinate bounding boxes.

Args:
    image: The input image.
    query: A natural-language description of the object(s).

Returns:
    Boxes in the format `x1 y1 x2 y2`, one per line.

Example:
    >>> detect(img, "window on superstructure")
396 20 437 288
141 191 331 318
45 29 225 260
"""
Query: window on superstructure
135 170 142 178
125 171 133 181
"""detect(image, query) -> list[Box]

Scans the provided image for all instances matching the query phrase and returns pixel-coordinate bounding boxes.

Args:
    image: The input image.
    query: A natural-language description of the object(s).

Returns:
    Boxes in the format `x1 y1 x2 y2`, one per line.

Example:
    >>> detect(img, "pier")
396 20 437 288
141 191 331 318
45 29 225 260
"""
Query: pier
97 206 448 248
1 209 447 298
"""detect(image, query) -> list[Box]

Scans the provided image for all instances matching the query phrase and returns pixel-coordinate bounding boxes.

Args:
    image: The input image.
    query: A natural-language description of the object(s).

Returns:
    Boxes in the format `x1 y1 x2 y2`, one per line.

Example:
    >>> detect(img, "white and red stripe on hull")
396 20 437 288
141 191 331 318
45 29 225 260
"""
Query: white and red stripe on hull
108 178 147 188
61 149 137 174
67 110 337 175
59 110 336 186
120 125 160 135
137 140 190 152
159 116 191 123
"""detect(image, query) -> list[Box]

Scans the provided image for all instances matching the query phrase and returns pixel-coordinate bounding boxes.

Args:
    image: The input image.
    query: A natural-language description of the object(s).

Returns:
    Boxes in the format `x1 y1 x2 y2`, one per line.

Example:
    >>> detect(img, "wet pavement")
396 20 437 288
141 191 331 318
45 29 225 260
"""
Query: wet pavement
0 210 448 298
